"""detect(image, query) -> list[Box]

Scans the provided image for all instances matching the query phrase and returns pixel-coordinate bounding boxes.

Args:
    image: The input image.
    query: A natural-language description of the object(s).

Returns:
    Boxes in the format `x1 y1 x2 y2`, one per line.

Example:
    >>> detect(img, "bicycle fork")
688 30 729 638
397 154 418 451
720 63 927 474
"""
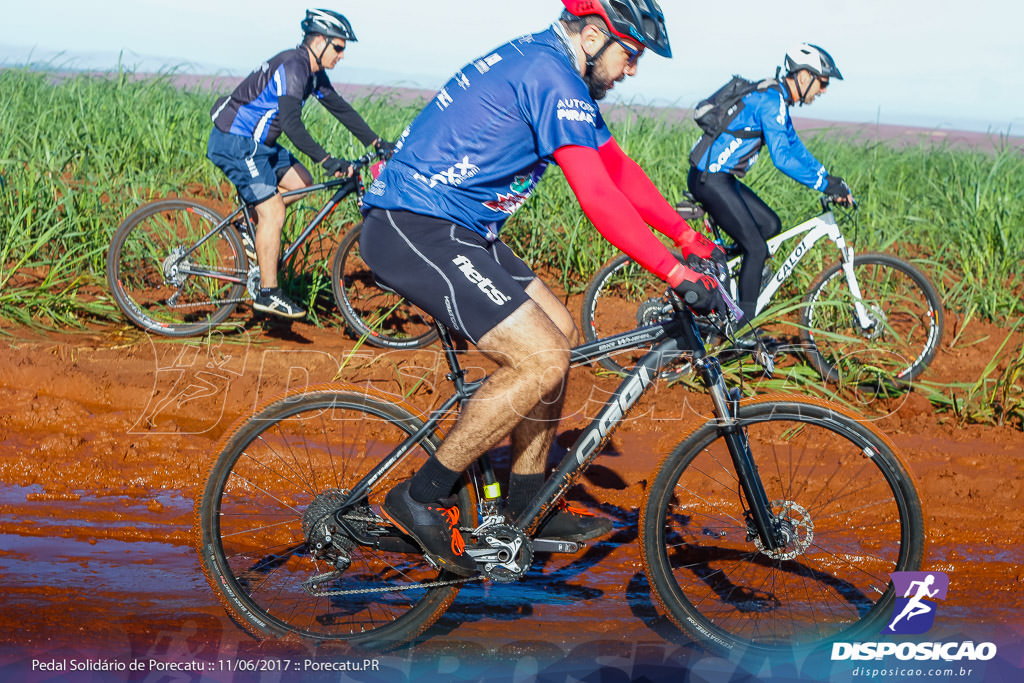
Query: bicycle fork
697 355 789 551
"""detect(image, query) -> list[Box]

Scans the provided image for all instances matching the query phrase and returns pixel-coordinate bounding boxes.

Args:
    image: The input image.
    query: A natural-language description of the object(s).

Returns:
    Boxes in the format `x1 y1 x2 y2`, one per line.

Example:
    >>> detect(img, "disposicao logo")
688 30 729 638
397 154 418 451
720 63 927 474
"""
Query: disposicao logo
831 571 998 663
884 571 948 635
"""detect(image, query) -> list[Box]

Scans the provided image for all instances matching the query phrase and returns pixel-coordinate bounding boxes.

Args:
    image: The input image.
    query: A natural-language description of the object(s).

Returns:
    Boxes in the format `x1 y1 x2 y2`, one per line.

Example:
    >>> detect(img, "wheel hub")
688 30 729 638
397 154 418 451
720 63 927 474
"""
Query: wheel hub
858 303 887 340
162 246 190 287
302 488 366 571
752 500 814 560
636 298 671 327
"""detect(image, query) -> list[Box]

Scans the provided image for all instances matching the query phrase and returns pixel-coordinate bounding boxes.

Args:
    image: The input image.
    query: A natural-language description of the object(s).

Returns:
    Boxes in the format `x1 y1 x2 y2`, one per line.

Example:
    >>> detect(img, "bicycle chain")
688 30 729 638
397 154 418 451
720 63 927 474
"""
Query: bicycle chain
168 296 250 309
305 572 482 597
303 512 486 597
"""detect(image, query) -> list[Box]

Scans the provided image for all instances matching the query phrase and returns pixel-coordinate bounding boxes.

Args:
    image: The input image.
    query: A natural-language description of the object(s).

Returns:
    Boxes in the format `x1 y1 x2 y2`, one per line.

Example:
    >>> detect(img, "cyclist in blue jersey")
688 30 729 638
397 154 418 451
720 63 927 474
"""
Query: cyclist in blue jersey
206 8 393 319
361 0 729 576
688 43 854 328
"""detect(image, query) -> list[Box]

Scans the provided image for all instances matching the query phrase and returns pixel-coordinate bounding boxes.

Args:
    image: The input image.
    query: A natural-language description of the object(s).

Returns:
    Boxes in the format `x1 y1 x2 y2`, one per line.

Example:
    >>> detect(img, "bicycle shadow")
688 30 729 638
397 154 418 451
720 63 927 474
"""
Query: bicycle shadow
416 439 652 643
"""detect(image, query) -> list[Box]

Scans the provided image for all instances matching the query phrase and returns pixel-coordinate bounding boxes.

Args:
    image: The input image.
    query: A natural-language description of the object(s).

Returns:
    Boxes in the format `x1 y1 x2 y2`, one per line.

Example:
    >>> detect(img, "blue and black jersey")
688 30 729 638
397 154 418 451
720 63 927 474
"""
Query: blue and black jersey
691 85 828 191
210 46 377 162
363 23 612 241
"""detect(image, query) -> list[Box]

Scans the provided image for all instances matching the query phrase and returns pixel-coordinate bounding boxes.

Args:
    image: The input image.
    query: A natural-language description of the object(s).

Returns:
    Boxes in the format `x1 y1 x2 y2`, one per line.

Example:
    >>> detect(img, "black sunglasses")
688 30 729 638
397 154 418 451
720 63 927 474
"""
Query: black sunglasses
328 41 345 53
598 29 643 67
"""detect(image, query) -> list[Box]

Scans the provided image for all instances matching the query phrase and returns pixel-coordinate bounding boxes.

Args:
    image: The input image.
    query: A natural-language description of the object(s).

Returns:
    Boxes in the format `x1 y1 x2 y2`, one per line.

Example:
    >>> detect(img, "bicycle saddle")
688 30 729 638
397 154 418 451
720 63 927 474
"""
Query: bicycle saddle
675 198 705 222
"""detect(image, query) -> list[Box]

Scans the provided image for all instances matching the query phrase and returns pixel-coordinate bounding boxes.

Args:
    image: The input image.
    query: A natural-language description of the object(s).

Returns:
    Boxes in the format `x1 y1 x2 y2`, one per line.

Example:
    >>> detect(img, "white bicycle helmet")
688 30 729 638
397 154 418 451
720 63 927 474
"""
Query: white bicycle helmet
784 43 842 80
301 8 357 41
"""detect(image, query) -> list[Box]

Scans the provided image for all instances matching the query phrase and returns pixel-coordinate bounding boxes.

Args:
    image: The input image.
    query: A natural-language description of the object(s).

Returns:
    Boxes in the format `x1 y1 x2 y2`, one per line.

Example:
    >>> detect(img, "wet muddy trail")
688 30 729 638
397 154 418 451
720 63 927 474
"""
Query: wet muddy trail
1 308 1022 681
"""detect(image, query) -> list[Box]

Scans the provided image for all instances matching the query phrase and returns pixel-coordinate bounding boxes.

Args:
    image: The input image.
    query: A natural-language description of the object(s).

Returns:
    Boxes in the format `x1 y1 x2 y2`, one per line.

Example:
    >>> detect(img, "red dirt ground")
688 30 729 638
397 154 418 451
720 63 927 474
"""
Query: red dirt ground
0 295 1022 682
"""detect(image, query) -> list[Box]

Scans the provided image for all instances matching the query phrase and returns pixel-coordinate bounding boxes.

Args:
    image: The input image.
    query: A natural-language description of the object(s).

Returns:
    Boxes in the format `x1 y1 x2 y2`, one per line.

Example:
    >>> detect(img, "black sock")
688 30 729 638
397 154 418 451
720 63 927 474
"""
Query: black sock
408 457 463 504
506 472 545 517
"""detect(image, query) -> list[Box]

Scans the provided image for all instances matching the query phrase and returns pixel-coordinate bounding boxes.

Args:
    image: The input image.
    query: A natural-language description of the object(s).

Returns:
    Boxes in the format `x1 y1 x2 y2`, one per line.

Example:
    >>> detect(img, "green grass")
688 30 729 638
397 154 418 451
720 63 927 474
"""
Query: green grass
2 66 1022 426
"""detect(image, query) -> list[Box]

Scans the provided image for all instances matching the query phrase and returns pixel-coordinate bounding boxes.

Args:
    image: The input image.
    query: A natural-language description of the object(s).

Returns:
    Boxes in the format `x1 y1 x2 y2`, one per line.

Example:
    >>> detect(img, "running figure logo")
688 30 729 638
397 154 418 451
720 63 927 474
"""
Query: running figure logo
884 571 949 634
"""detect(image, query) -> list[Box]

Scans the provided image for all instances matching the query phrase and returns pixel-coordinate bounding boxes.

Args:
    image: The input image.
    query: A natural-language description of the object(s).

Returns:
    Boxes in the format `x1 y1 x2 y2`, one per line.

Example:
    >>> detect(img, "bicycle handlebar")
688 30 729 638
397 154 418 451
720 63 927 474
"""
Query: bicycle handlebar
820 194 858 212
348 148 387 171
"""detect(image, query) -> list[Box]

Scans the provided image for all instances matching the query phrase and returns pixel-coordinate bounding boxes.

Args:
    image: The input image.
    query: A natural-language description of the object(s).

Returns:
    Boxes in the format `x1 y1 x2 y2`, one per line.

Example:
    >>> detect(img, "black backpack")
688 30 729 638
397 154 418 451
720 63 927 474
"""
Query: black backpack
689 75 777 175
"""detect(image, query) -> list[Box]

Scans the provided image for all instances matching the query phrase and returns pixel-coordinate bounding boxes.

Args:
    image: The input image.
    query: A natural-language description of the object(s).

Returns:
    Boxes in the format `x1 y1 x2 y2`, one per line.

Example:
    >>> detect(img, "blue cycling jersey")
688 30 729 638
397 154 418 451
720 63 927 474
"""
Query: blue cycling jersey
363 23 612 240
212 48 331 145
692 85 829 191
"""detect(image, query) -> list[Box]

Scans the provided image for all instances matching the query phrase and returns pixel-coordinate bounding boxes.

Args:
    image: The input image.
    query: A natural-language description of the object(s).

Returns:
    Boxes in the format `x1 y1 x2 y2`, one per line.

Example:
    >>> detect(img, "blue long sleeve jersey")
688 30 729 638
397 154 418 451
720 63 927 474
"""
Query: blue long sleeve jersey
691 84 828 191
210 47 377 163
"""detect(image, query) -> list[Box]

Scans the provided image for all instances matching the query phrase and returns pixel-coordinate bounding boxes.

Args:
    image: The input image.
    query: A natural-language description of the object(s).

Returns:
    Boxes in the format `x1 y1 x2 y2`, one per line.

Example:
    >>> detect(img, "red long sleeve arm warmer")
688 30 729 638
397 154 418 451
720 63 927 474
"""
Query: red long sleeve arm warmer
596 137 687 242
553 144 686 285
596 138 719 260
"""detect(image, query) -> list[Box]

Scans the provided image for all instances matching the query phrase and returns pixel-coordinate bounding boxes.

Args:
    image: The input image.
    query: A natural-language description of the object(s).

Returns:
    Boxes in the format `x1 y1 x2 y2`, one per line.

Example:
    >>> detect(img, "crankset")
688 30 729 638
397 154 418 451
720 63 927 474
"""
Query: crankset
246 264 261 298
465 521 533 583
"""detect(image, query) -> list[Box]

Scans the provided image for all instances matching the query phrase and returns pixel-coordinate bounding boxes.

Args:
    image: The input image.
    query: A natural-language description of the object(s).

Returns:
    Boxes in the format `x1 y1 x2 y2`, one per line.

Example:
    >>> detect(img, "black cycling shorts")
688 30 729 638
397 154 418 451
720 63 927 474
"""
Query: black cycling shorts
360 208 536 344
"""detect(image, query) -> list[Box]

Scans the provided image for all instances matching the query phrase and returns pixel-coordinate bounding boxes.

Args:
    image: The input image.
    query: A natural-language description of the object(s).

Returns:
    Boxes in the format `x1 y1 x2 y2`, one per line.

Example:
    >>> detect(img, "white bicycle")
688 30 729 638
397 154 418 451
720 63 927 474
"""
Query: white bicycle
582 195 944 385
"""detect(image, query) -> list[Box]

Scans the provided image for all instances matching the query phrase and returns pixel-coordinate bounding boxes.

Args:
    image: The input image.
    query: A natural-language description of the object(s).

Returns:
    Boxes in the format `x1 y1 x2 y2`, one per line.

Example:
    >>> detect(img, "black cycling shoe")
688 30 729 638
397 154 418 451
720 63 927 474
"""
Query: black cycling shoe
253 288 306 319
731 329 781 352
535 500 613 542
381 480 477 577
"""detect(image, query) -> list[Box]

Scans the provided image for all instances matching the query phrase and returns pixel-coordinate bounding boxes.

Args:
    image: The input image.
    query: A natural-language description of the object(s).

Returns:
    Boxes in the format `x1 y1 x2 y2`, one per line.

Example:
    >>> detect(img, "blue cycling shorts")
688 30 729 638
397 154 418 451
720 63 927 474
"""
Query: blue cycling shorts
206 128 298 205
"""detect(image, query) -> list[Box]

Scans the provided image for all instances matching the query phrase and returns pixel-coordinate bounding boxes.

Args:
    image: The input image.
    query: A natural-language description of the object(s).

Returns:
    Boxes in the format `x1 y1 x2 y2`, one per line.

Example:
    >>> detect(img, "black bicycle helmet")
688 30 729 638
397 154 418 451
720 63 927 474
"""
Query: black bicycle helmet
562 0 671 58
301 8 357 41
784 43 843 80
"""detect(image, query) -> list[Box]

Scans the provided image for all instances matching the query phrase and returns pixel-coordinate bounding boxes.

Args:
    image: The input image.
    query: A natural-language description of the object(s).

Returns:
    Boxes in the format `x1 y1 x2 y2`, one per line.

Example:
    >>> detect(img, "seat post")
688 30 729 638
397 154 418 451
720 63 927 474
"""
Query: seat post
435 322 466 381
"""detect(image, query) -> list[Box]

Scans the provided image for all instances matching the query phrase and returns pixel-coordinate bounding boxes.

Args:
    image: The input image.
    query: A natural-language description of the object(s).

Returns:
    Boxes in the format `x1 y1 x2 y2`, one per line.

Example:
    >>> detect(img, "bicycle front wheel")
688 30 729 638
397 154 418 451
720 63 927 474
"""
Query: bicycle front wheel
106 199 246 337
197 385 472 648
640 395 924 656
800 253 944 386
581 253 673 375
331 223 438 349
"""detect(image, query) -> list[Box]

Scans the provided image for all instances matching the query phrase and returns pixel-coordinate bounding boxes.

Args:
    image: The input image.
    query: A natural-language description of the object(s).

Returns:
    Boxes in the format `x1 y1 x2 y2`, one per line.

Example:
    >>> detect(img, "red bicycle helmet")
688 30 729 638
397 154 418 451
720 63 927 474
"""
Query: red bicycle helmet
562 0 671 58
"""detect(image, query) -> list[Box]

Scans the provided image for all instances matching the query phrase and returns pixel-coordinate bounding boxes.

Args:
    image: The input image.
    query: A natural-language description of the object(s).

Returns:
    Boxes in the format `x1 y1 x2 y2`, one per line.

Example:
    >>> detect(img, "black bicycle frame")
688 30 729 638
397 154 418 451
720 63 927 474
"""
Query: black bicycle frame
338 303 787 551
176 162 367 281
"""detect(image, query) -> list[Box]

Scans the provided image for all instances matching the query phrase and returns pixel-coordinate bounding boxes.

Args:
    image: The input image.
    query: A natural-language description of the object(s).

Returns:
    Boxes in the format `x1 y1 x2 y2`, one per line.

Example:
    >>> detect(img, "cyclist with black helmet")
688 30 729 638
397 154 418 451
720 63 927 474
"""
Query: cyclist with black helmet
361 0 728 576
206 8 393 319
687 43 854 330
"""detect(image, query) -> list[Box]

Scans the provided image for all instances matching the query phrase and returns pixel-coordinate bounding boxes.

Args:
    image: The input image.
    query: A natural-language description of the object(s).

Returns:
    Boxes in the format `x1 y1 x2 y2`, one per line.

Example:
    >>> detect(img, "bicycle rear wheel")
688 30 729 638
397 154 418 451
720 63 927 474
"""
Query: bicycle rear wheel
196 385 472 648
331 223 438 349
106 199 246 337
800 253 943 386
581 253 673 375
640 395 924 656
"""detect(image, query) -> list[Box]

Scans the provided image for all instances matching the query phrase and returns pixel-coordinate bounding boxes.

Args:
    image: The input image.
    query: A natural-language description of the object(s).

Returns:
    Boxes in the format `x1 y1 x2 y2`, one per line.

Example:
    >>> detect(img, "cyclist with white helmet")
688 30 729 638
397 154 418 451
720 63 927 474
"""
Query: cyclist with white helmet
361 0 727 576
687 43 854 329
207 8 393 319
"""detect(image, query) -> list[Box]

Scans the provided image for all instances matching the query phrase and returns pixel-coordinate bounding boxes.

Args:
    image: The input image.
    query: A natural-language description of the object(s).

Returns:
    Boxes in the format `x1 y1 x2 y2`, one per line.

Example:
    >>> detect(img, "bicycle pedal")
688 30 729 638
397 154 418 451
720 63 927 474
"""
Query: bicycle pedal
531 538 582 554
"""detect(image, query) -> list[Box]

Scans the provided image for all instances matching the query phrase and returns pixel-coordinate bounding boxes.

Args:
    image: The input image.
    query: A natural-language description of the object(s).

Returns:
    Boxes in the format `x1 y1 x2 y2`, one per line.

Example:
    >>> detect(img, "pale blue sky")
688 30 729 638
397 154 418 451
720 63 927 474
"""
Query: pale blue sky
2 0 1022 134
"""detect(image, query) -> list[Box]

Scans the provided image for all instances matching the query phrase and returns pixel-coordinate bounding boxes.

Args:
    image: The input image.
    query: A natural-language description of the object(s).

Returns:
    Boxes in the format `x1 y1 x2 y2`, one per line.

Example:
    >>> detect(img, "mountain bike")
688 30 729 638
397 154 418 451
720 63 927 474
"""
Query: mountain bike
582 196 944 385
195 288 924 655
106 150 435 347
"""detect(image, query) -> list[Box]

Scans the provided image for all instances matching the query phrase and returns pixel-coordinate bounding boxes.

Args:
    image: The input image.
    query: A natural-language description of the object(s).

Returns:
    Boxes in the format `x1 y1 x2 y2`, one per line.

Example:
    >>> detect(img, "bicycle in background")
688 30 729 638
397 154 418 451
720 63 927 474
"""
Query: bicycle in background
582 195 944 386
106 149 435 347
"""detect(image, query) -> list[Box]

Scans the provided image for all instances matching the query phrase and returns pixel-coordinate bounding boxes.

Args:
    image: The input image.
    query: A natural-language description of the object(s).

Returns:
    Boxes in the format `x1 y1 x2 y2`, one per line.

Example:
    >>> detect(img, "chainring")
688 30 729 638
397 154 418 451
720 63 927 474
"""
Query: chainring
246 264 261 298
473 523 532 583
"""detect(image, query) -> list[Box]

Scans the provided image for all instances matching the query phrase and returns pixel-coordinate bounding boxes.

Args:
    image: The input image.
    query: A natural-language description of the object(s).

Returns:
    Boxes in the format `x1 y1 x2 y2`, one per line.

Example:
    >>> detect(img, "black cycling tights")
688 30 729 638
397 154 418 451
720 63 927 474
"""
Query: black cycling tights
687 168 782 321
